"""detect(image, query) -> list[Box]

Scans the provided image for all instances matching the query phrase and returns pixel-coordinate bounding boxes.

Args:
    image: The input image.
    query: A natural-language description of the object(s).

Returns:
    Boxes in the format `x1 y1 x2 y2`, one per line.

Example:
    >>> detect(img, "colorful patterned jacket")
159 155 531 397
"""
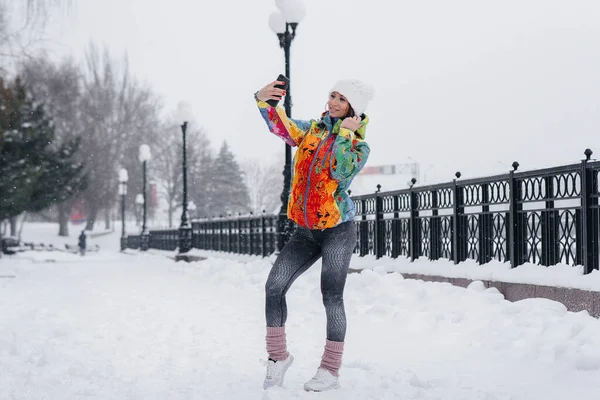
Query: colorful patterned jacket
256 98 370 230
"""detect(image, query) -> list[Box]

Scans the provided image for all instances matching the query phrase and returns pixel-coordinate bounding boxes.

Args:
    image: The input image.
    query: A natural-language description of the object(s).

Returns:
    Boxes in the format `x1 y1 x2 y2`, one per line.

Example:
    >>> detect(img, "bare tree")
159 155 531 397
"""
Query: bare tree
24 0 73 17
243 158 284 215
79 43 162 231
0 0 73 66
153 103 212 227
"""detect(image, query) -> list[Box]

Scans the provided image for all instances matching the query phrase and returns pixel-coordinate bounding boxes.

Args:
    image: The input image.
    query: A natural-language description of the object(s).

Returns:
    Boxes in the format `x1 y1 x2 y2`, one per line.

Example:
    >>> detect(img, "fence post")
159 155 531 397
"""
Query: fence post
374 185 384 259
248 212 254 256
198 219 203 250
209 218 213 251
203 218 207 250
360 198 369 256
408 178 420 261
206 217 211 251
391 195 401 258
221 215 226 252
260 210 266 257
580 149 599 274
478 183 493 264
236 213 243 254
507 162 525 268
541 176 559 266
226 215 231 253
205 218 209 251
430 188 441 261
213 218 218 252
452 172 466 264
215 217 219 251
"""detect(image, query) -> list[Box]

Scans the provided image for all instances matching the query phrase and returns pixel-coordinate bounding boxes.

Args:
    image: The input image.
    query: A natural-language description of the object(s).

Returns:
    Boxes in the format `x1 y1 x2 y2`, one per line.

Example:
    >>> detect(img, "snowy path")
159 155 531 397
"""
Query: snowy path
2 250 600 399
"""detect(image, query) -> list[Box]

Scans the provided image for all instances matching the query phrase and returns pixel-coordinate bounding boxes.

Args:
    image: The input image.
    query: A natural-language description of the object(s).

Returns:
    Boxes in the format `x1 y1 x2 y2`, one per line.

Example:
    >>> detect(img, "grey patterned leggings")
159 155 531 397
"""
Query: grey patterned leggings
265 221 356 342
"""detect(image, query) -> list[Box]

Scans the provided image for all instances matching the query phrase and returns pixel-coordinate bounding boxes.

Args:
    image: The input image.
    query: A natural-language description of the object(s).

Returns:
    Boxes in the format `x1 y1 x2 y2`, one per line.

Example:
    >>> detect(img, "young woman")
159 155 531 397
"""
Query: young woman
255 79 374 392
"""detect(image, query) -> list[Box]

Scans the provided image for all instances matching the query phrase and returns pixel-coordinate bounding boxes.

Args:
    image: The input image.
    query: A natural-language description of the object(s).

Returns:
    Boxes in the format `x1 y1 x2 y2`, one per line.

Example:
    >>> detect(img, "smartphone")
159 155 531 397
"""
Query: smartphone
267 74 290 107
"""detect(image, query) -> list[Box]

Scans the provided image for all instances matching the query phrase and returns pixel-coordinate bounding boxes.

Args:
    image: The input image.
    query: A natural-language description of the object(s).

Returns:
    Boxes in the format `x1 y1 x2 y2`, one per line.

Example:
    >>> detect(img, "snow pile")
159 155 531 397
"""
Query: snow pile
351 256 600 292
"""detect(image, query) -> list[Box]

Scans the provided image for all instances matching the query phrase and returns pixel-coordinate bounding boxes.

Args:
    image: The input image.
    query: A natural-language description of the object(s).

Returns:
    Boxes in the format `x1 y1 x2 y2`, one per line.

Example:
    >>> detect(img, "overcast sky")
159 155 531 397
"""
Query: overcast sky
37 0 600 186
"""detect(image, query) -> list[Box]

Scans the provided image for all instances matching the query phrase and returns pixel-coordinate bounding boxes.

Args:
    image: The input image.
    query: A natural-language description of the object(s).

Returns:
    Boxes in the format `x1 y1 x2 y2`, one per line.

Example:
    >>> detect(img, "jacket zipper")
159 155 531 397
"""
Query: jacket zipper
303 131 331 227
320 139 335 167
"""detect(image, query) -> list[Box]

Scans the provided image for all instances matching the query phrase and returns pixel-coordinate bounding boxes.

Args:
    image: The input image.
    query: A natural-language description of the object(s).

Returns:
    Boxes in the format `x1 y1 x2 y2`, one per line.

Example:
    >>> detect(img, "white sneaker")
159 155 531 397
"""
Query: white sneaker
262 354 294 389
303 368 341 392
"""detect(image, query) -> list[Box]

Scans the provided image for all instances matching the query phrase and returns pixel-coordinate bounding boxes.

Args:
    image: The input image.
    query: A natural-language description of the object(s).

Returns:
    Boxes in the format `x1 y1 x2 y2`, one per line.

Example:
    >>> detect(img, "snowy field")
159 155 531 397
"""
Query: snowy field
2 224 600 399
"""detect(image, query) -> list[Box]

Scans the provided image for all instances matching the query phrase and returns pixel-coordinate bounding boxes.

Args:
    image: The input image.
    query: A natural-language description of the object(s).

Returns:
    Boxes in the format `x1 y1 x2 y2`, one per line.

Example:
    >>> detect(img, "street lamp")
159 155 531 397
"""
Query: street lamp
135 193 144 227
118 168 128 251
178 121 193 255
139 144 151 251
269 0 306 251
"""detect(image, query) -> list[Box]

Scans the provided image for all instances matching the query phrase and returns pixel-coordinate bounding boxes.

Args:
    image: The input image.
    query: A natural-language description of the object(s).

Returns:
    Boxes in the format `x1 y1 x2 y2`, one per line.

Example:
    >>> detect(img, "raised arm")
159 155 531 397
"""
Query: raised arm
255 80 312 147
330 117 370 181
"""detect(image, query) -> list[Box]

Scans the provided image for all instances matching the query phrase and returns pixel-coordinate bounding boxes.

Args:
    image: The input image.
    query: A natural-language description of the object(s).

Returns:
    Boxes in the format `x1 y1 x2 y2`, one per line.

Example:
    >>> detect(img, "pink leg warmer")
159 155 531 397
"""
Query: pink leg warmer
319 339 344 377
266 326 290 361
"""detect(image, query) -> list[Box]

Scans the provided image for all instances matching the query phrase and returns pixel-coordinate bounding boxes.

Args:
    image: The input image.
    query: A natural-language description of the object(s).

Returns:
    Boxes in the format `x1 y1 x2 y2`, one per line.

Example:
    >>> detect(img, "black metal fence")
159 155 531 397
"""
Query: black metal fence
124 151 600 274
125 213 280 257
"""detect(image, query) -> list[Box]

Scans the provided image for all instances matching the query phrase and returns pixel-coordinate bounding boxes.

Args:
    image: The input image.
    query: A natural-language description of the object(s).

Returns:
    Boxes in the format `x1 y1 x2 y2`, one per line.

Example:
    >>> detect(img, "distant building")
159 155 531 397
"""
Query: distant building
350 162 420 196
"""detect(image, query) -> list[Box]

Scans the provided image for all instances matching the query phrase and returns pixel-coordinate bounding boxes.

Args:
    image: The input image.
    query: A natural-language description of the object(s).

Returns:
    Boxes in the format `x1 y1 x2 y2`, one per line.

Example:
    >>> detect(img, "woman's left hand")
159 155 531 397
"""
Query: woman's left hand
340 116 361 132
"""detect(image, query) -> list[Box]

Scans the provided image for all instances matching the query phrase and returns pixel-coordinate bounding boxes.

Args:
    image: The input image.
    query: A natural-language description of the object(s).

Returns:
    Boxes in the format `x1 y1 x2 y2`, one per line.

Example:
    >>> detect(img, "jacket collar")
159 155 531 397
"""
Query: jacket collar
318 111 370 139
319 112 341 133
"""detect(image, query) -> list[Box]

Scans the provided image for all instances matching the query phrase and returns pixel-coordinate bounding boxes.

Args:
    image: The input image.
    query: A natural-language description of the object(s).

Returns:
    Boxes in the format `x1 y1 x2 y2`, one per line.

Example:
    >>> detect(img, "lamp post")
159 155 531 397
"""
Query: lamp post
269 0 306 251
135 193 144 225
118 168 128 251
178 121 193 255
139 144 151 251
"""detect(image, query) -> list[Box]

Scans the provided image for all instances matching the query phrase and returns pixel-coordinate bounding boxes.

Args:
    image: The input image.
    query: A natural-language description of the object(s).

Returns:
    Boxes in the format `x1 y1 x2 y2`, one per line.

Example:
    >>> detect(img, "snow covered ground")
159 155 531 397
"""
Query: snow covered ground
2 224 600 399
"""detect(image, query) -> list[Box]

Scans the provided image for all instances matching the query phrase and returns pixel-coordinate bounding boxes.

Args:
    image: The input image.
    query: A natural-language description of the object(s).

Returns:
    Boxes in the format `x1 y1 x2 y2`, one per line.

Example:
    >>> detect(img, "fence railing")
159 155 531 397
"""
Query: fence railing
125 213 280 257
124 151 600 274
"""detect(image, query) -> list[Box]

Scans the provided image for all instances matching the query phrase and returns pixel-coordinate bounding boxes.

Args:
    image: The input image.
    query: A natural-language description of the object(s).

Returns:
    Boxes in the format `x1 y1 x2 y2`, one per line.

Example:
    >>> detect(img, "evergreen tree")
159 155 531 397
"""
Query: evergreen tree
0 76 86 222
206 141 251 217
21 56 84 236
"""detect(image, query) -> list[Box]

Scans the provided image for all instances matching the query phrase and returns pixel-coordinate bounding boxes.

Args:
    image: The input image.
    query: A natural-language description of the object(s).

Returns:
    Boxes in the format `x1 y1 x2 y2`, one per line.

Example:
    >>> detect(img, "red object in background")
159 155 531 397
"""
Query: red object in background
70 199 85 225
151 183 157 207
360 166 381 175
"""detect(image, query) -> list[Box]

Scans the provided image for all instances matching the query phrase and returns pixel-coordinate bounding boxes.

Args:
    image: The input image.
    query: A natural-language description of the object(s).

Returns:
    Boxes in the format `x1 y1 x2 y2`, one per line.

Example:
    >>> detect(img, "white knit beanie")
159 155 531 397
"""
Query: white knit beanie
329 79 375 116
